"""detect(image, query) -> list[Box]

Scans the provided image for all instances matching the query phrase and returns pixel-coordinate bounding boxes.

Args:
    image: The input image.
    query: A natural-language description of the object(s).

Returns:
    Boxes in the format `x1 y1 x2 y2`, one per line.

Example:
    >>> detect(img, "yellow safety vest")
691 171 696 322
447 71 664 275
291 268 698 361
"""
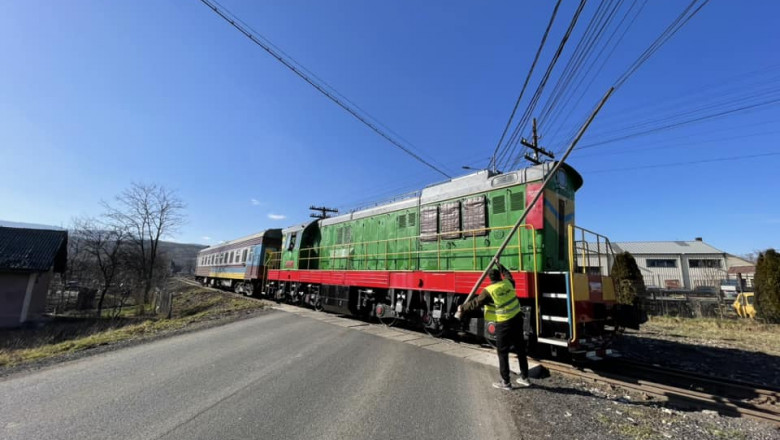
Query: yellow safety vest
484 279 521 323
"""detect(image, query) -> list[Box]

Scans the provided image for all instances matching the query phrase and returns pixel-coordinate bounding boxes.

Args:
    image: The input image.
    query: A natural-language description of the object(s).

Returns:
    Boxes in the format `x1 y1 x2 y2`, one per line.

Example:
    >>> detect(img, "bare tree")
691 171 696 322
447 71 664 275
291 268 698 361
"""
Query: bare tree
71 217 128 317
104 183 185 307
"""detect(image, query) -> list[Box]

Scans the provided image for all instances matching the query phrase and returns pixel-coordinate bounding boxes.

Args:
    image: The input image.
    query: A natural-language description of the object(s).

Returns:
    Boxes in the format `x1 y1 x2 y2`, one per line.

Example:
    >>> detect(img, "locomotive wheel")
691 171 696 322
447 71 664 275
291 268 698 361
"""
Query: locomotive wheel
313 295 324 312
375 304 398 327
421 314 444 337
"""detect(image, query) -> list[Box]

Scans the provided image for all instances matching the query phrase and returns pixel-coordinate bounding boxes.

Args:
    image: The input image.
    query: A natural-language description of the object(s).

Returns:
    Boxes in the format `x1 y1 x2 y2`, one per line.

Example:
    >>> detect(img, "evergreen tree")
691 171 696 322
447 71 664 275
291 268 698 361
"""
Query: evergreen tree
610 251 646 305
755 249 780 323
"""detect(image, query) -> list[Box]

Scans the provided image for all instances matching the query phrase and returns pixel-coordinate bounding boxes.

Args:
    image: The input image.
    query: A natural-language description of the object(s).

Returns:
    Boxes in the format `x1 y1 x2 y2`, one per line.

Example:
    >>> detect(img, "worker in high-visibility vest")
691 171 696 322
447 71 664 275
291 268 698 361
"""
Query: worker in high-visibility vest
458 263 530 390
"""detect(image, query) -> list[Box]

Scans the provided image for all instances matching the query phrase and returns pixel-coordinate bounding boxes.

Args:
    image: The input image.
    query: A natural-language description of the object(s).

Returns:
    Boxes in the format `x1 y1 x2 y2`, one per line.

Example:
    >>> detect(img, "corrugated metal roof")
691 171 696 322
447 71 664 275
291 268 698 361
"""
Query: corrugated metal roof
611 240 724 255
0 227 68 272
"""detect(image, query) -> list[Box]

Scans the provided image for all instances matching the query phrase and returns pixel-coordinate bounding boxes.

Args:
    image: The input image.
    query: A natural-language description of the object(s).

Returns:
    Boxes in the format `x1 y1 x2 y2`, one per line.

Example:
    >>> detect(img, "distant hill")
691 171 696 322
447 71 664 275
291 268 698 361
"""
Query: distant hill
158 241 208 272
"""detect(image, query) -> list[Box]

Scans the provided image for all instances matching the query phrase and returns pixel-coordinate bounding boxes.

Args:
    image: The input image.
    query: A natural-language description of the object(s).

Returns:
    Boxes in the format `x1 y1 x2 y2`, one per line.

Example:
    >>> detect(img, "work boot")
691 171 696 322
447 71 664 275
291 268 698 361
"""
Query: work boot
492 381 513 391
515 376 531 387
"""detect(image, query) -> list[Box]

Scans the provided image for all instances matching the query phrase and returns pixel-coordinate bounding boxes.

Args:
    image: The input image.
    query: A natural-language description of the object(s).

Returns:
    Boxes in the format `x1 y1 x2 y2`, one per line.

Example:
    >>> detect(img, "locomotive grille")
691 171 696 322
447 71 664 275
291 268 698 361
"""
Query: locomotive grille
492 195 506 214
510 192 524 211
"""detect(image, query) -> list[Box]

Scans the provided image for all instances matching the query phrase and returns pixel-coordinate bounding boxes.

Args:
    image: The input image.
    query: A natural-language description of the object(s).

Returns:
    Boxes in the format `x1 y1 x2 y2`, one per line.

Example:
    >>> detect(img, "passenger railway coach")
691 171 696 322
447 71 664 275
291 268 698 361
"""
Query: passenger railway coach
195 229 282 296
195 163 642 359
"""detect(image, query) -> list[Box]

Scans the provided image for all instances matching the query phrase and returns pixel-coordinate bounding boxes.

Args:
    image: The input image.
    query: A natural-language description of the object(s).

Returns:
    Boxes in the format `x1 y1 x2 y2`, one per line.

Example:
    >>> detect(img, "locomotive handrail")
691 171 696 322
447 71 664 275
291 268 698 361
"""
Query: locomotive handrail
567 223 617 343
267 224 538 275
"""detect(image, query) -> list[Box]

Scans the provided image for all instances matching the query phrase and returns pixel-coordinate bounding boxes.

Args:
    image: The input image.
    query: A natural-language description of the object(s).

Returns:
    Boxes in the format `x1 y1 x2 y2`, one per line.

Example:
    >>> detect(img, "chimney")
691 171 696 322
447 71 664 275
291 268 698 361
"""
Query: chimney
694 237 703 241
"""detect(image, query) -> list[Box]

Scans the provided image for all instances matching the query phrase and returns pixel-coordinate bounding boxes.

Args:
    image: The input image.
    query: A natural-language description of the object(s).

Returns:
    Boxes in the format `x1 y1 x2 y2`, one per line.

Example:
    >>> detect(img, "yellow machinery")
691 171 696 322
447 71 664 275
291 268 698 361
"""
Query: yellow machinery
733 292 756 318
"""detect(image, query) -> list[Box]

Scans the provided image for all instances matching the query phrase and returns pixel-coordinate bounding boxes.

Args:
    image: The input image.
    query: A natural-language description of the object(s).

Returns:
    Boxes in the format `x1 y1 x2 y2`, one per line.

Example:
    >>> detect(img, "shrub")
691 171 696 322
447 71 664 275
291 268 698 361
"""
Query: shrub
610 251 646 305
755 249 780 323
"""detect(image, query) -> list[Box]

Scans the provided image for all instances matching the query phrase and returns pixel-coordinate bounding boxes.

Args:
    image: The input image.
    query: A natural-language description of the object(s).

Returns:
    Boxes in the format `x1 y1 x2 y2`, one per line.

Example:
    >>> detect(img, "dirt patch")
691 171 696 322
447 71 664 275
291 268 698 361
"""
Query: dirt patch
501 374 779 440
614 316 780 389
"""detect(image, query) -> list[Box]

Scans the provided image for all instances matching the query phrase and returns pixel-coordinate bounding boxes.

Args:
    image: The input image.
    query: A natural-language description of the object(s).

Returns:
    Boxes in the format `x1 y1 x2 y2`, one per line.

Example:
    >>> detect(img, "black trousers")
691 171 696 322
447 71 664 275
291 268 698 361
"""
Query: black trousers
495 313 529 383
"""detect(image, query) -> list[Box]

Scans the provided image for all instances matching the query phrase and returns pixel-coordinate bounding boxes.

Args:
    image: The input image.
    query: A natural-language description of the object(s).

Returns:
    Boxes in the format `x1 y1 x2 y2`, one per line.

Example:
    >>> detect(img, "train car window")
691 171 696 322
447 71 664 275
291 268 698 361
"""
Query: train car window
420 206 438 241
492 195 506 214
248 248 254 264
229 251 234 263
463 196 487 236
242 249 248 263
440 201 461 239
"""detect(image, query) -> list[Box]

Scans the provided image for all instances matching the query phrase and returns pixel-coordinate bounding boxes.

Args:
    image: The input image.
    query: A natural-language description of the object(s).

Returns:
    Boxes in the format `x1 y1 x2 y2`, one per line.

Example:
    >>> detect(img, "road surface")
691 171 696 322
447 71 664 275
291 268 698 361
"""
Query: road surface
0 310 521 440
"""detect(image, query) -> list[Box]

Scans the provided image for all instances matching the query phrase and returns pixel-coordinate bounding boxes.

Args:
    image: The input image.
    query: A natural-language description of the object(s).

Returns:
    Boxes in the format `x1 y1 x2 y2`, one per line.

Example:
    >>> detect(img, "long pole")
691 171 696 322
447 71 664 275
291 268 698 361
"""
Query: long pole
455 87 614 318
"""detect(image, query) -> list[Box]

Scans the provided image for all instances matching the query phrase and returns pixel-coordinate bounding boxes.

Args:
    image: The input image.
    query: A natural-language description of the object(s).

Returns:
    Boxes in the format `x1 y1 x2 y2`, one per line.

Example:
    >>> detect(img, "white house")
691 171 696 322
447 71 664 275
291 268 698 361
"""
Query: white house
576 238 737 291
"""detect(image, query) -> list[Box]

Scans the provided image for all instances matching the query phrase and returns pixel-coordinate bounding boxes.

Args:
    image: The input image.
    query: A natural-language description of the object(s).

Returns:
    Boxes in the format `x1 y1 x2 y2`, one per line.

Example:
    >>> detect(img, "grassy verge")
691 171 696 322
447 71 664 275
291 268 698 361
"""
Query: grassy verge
639 315 780 356
0 280 268 368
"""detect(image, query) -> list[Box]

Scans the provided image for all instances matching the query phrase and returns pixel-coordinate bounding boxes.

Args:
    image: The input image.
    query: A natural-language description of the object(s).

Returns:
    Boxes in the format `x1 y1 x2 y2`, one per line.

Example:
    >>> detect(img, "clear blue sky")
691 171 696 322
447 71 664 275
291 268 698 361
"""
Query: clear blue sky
1 1 778 255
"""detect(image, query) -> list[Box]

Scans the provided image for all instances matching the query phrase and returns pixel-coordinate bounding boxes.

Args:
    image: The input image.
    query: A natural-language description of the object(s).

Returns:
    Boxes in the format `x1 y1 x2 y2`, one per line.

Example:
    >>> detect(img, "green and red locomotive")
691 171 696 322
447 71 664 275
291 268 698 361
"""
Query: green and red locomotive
196 162 641 359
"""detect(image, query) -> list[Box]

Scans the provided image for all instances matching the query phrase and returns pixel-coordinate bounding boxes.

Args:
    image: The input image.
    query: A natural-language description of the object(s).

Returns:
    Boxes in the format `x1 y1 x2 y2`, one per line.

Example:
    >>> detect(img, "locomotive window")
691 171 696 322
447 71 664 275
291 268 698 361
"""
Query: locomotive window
492 195 506 214
440 201 461 239
344 227 352 243
408 213 416 227
398 214 407 228
420 206 438 242
288 232 297 251
463 196 487 236
510 192 524 211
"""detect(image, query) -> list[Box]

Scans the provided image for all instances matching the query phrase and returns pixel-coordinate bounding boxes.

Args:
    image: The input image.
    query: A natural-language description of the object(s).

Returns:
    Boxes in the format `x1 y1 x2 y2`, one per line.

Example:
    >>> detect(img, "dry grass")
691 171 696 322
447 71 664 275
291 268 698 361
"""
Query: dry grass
0 280 267 368
641 316 780 356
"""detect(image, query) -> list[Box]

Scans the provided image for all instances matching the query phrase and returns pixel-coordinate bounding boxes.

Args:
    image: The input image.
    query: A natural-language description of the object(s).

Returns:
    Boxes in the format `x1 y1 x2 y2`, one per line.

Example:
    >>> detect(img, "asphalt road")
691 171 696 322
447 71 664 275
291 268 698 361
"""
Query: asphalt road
0 311 520 440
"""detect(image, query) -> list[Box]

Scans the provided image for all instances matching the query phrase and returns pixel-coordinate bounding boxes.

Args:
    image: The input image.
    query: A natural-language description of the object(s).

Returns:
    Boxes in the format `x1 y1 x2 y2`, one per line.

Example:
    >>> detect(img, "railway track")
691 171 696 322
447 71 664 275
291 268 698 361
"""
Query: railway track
536 358 780 426
177 278 780 426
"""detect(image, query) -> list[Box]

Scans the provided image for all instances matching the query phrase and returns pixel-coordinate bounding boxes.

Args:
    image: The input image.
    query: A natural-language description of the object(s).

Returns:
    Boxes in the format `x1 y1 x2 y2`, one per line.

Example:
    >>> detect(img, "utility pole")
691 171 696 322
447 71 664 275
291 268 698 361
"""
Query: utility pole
309 205 339 219
521 118 555 165
456 88 615 319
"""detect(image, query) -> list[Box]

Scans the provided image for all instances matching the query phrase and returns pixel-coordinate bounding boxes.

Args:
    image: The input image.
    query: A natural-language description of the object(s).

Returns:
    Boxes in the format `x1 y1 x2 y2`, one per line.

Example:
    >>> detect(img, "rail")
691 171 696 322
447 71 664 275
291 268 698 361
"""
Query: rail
265 224 538 274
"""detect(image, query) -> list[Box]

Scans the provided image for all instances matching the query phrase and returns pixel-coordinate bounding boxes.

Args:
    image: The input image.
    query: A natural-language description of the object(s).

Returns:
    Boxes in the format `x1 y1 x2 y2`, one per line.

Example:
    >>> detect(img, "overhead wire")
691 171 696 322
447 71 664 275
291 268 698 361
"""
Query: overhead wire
548 0 711 156
507 0 630 169
614 0 710 89
197 0 452 178
576 91 780 150
541 0 647 147
583 152 780 174
493 0 588 170
488 0 563 172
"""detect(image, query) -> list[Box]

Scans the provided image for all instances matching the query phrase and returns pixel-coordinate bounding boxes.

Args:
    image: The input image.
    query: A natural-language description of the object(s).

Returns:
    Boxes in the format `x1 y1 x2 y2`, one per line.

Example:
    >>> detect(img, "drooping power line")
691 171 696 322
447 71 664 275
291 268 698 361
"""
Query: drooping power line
197 0 452 178
488 0 563 172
